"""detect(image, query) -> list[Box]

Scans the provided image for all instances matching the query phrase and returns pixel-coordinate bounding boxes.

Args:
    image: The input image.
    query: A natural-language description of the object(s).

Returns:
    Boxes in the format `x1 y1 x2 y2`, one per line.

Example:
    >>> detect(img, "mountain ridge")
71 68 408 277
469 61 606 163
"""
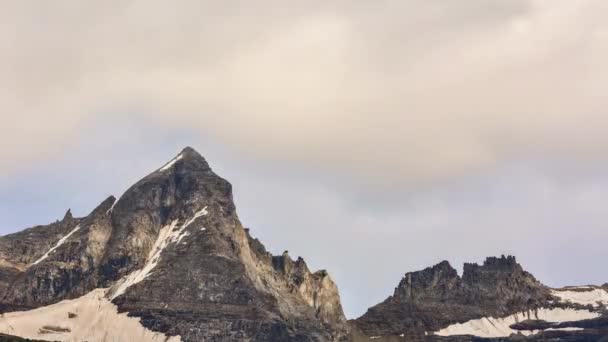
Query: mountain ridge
0 147 348 341
0 147 607 342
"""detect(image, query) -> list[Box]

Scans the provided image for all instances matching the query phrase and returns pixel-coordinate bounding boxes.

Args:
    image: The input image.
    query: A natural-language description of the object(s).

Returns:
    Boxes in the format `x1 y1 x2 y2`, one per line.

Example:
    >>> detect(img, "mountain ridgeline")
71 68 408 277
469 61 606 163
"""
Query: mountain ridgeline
0 147 606 342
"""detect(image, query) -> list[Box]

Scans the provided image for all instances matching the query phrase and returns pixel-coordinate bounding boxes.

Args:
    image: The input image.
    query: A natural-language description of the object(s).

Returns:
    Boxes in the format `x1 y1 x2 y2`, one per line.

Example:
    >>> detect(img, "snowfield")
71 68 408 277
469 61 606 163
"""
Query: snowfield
434 308 600 338
0 288 180 342
551 287 608 307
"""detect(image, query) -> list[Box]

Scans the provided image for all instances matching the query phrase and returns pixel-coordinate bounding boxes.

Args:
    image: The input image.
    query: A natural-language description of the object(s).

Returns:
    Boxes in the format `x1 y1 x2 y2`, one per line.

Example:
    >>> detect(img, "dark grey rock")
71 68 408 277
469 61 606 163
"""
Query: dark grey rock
353 255 553 339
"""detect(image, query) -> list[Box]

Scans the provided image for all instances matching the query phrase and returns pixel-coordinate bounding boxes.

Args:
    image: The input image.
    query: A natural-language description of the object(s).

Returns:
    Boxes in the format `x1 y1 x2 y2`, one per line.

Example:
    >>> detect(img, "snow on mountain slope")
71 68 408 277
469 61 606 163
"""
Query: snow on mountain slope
110 207 209 300
32 225 81 266
434 308 600 338
110 220 179 299
158 153 183 172
0 289 180 342
551 287 608 307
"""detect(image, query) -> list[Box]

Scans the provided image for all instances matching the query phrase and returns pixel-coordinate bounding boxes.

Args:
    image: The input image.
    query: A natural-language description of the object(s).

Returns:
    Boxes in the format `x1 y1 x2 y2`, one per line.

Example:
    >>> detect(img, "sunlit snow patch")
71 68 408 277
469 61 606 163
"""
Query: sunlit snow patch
159 153 183 172
181 207 209 230
111 220 178 299
106 195 122 215
546 327 584 332
0 288 180 342
552 287 608 307
32 225 81 266
111 207 209 299
434 308 600 338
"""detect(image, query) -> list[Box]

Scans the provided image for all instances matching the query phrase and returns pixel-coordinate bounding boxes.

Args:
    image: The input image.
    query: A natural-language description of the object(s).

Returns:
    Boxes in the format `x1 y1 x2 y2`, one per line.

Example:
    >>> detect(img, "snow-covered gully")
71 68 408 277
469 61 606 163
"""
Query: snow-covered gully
111 207 209 299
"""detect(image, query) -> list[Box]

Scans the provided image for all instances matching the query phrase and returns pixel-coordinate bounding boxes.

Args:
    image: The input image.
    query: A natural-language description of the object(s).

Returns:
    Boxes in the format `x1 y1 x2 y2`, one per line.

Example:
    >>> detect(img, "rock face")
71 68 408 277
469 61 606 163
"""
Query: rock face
353 256 552 338
0 147 348 341
353 256 608 341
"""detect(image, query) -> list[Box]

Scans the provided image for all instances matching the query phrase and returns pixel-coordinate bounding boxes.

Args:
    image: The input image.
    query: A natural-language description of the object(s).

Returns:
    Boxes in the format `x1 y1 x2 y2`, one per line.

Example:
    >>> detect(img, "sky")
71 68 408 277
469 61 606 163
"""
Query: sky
2 0 608 318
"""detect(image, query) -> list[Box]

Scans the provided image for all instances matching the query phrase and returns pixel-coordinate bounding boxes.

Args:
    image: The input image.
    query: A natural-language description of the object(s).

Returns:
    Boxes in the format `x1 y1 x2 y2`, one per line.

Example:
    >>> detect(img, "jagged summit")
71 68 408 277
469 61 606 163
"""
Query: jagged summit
180 145 202 157
354 255 552 339
465 254 519 271
154 146 211 174
353 256 608 340
62 209 73 221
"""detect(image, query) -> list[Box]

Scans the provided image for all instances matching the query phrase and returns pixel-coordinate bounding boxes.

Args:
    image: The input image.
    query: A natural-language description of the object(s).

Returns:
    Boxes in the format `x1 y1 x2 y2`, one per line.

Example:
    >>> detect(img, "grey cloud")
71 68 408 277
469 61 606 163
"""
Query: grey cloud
2 1 608 182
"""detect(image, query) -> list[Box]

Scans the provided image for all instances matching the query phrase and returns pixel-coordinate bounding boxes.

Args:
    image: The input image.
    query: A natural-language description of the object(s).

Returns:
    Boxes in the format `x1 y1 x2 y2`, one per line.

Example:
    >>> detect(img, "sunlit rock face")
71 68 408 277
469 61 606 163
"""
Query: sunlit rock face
0 147 349 342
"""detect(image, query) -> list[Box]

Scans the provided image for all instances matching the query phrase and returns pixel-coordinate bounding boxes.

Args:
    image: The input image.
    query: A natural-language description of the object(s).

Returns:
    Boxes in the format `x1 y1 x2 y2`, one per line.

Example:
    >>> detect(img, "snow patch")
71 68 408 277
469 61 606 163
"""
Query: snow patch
0 288 180 342
546 327 584 332
177 231 191 244
434 308 600 338
182 206 209 230
111 220 179 299
172 206 208 245
111 207 209 299
159 154 183 172
32 225 81 266
552 288 608 307
106 197 120 215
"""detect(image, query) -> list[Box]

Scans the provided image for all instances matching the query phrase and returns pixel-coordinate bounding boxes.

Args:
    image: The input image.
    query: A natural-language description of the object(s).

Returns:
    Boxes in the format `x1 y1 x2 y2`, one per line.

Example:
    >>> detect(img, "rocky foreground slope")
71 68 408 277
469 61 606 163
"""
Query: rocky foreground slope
0 147 606 341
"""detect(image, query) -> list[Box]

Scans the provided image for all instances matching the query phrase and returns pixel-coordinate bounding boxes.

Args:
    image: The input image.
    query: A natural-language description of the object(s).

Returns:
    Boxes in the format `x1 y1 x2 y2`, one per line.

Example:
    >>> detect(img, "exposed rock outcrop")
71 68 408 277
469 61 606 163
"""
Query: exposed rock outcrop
353 256 608 341
354 256 554 339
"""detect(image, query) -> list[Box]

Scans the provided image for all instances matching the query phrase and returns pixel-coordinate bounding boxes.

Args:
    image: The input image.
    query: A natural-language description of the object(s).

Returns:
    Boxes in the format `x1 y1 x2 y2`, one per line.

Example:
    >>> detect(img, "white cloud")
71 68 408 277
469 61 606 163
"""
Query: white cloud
2 0 608 182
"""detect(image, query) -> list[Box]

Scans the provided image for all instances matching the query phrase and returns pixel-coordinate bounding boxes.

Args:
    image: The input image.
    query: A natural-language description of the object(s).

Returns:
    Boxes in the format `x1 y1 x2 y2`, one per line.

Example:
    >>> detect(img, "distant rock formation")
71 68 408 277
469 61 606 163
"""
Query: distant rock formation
353 255 608 341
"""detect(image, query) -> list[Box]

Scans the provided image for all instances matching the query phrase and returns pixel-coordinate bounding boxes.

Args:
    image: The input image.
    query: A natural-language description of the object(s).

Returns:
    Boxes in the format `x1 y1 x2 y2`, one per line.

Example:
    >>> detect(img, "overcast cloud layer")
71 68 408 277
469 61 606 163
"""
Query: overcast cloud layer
2 1 608 317
3 0 608 182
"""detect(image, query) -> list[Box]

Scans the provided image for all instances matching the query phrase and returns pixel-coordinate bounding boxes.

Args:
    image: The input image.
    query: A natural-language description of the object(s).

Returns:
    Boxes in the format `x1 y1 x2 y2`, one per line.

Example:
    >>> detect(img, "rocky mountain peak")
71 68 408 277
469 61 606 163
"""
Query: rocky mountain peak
180 145 204 159
153 146 211 175
0 147 348 341
62 209 73 221
354 255 552 339
463 255 520 275
392 260 459 303
461 255 539 291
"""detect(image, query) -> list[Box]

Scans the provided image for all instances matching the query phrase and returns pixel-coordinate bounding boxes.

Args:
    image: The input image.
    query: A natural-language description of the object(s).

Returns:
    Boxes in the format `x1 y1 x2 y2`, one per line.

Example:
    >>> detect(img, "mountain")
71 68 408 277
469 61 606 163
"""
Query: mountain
0 147 607 342
352 256 608 341
0 147 348 341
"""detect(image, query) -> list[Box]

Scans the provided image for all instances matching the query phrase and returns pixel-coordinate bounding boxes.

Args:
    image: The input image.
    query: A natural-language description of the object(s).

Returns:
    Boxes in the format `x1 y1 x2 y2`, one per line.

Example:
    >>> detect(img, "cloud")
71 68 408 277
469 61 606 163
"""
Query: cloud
2 0 608 182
